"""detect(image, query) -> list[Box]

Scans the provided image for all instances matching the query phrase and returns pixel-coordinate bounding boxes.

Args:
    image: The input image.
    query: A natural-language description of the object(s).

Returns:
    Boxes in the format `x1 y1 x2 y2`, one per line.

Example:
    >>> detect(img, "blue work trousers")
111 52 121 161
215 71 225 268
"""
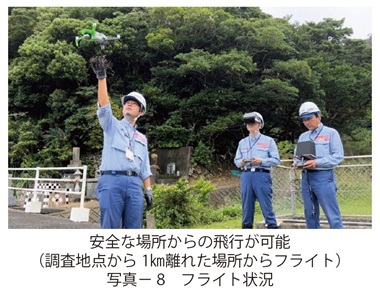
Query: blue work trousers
96 174 144 229
240 171 277 228
301 170 343 229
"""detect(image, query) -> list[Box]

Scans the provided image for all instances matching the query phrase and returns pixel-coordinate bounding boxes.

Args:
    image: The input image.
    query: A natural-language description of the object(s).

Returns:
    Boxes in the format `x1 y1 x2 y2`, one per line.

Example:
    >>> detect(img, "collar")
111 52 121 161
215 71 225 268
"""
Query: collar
122 117 137 129
310 122 323 133
249 132 261 141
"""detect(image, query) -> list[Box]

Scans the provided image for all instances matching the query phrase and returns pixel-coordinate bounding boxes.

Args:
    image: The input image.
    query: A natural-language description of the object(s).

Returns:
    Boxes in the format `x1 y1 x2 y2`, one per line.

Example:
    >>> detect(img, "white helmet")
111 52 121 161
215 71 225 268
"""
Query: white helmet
243 112 264 129
299 101 320 119
121 92 147 113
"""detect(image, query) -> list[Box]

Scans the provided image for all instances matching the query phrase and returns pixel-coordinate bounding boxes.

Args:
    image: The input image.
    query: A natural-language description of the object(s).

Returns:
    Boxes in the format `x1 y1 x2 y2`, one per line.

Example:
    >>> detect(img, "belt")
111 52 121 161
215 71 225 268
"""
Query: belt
244 168 270 173
302 169 332 173
100 170 138 176
302 169 317 173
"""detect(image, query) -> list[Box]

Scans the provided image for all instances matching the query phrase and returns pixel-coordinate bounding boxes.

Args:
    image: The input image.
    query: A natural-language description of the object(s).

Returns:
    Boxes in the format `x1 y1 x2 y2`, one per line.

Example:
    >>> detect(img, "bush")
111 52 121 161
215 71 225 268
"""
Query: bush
188 177 216 206
150 177 245 229
191 141 213 168
150 178 216 229
221 203 242 218
277 140 296 159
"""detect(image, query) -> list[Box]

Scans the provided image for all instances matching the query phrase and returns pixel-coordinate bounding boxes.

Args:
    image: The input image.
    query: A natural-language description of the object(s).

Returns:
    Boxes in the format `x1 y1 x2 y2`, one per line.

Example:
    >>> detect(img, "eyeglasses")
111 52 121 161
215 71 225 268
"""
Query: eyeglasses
244 118 257 125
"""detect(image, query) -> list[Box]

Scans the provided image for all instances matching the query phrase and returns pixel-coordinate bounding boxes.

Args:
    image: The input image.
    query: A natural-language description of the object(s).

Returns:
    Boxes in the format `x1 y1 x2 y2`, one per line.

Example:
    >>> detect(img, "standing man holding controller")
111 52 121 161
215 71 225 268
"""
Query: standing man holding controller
90 55 153 229
294 101 344 229
234 112 281 229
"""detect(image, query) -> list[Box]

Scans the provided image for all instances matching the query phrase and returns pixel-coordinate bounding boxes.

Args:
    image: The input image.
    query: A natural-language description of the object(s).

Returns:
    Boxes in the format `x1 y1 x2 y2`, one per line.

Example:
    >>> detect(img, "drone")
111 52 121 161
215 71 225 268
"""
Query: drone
75 23 120 49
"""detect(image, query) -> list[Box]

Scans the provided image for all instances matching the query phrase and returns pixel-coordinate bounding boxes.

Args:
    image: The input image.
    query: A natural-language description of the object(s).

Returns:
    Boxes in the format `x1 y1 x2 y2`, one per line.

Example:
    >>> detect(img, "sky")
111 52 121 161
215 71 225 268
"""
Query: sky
260 6 372 39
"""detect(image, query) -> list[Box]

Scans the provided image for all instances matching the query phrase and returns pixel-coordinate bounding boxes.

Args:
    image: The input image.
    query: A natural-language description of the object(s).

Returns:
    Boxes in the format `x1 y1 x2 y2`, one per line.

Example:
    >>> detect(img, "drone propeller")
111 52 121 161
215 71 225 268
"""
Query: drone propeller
75 23 120 49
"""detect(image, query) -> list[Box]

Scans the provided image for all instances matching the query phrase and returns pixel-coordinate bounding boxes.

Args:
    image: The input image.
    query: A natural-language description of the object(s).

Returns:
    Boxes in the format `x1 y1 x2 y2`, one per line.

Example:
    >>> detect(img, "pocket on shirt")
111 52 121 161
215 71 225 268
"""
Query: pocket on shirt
316 141 330 157
241 148 249 155
133 139 146 163
111 139 128 153
256 147 269 158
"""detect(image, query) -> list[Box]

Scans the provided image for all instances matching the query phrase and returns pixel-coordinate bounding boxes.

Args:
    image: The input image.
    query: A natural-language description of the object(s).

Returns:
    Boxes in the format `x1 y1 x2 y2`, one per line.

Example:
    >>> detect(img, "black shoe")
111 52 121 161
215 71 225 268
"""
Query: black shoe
267 224 279 229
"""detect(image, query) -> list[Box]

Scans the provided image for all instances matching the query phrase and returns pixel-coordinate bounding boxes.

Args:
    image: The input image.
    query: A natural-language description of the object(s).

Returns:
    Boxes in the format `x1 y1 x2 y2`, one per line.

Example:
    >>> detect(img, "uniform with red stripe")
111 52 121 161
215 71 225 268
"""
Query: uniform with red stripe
294 101 344 229
234 112 281 229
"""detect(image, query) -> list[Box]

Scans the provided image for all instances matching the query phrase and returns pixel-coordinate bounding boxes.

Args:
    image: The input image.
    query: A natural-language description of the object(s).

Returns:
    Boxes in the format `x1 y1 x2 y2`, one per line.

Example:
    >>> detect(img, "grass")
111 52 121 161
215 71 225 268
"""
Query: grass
191 218 241 229
191 205 264 229
191 188 372 229
157 162 372 229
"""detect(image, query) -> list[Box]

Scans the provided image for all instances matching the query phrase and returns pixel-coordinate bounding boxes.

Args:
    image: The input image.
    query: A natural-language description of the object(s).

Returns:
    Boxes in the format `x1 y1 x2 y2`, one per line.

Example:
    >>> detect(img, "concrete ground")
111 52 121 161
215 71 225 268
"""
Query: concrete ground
256 216 372 229
9 206 371 229
8 207 100 229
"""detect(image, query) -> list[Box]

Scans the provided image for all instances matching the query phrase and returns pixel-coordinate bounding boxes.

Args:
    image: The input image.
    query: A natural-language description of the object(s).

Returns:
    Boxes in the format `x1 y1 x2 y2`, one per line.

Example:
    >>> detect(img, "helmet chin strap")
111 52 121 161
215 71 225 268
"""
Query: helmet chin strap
134 114 141 123
124 113 142 124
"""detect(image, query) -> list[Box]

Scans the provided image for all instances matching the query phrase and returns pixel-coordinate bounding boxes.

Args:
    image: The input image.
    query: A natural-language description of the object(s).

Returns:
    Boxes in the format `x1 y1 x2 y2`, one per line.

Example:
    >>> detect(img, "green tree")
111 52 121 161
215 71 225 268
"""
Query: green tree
8 7 371 170
8 8 38 60
8 116 41 167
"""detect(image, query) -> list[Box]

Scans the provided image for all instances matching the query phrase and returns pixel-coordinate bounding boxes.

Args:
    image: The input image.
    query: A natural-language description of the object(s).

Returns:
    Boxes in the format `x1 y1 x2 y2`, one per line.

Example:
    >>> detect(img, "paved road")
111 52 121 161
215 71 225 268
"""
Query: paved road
8 208 100 229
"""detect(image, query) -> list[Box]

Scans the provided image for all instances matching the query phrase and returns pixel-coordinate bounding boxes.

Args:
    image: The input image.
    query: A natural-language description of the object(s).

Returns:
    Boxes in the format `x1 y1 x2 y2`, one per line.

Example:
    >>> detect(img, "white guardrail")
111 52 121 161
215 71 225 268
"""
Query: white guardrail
8 166 90 222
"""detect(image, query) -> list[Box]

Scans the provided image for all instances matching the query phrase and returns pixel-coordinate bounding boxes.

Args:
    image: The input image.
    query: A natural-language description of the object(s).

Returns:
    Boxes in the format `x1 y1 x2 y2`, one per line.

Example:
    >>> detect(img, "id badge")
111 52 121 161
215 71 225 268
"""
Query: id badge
125 148 134 161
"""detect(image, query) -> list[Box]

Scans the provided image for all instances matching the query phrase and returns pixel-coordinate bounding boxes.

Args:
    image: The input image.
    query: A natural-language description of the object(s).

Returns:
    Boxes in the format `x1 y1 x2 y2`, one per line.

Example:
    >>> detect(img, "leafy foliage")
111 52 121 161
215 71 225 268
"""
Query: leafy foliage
8 7 372 172
150 178 215 229
150 177 245 228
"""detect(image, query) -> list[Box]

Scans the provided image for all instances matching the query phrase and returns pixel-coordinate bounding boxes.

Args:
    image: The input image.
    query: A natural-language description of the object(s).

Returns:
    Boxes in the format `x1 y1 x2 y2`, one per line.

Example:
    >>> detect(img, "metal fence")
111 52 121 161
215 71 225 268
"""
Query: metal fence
8 166 90 222
210 156 372 223
8 156 371 226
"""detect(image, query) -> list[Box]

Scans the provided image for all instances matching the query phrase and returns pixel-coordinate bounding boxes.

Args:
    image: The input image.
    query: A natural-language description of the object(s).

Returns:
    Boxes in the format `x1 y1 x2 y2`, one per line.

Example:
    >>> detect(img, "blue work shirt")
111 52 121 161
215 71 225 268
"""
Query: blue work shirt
97 103 152 181
294 123 344 170
234 133 281 170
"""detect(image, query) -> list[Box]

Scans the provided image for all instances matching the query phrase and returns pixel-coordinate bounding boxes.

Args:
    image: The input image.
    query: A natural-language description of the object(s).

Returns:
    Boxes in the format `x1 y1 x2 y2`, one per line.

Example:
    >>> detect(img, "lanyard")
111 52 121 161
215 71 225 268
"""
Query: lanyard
309 125 324 141
249 133 261 150
243 134 262 165
123 126 135 151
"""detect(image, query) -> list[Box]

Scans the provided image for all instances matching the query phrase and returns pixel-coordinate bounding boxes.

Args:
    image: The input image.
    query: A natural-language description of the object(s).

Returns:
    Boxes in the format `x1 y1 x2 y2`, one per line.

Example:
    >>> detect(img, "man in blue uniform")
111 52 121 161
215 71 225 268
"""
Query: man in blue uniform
234 112 281 229
294 101 344 229
90 56 153 229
